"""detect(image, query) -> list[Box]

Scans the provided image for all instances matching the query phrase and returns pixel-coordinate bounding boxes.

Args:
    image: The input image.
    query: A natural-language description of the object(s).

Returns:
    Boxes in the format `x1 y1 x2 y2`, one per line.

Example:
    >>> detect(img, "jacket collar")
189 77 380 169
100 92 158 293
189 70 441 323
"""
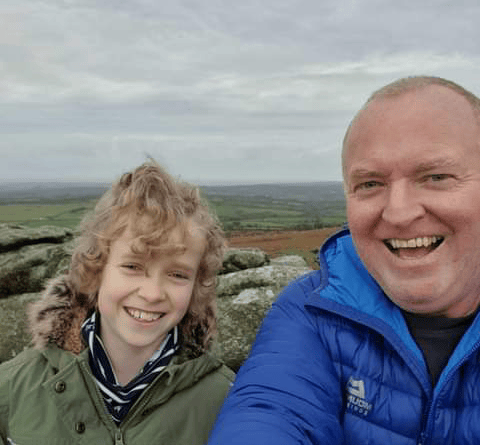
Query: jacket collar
306 228 480 389
307 228 424 362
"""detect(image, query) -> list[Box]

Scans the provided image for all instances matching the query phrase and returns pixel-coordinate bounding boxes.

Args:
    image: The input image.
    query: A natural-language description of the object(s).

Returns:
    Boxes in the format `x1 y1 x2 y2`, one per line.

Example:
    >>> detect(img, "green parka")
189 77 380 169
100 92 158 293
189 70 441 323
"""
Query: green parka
0 277 234 445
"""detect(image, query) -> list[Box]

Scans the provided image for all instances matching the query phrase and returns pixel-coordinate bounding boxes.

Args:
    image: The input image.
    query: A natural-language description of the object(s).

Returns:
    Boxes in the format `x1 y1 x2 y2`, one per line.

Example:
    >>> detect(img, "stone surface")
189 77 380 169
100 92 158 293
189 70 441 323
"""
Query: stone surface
215 287 277 371
0 292 39 363
270 254 309 268
0 224 74 298
0 223 73 253
221 248 270 274
216 264 310 298
0 241 73 298
215 263 311 371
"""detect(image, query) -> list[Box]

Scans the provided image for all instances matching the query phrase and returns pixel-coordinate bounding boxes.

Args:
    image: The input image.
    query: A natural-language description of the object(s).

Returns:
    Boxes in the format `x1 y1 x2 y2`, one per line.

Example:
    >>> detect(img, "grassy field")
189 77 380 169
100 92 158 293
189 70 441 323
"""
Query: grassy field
208 195 345 232
0 198 345 232
0 184 346 266
0 183 346 232
0 200 97 229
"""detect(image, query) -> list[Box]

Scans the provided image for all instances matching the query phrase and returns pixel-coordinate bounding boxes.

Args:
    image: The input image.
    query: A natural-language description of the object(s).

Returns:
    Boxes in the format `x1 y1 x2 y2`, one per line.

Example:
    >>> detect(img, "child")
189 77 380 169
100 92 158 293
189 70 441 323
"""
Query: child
0 160 234 445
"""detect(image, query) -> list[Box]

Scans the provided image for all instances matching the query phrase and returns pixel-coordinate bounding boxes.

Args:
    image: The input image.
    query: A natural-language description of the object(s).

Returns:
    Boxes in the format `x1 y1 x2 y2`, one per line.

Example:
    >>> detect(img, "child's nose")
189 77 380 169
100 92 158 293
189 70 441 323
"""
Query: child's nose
139 276 166 302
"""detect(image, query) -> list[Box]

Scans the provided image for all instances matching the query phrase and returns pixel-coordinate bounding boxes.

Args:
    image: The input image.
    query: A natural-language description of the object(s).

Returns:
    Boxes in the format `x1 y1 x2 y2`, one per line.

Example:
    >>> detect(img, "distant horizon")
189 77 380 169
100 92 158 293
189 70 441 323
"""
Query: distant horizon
0 179 344 188
0 181 346 206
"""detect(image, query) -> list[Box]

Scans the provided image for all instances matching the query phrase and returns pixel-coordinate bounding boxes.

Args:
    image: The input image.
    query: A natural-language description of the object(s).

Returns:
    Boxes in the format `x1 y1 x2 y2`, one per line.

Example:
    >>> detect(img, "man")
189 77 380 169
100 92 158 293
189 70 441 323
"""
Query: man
208 76 480 444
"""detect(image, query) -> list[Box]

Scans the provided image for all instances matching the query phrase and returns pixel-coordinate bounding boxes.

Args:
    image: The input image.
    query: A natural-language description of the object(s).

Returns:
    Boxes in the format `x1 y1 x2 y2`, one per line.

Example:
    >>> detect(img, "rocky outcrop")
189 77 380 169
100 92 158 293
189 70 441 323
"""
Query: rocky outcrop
215 256 310 370
0 293 39 362
0 224 73 298
0 226 314 371
220 248 270 274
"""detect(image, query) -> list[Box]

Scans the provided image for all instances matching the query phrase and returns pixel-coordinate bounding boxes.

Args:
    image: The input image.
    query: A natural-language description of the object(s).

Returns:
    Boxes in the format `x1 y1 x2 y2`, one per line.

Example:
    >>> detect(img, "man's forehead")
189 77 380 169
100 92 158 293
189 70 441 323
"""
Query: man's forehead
342 85 480 182
362 85 475 122
347 86 478 147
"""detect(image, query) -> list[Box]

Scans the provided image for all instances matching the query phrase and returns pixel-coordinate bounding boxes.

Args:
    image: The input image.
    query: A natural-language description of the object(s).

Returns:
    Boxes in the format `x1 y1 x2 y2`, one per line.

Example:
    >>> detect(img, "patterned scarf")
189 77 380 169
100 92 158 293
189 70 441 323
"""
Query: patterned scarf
81 312 179 425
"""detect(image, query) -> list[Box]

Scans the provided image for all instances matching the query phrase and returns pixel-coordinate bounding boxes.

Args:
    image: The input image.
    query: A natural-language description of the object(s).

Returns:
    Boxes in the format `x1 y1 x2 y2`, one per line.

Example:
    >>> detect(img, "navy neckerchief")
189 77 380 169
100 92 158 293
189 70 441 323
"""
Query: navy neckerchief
82 312 179 425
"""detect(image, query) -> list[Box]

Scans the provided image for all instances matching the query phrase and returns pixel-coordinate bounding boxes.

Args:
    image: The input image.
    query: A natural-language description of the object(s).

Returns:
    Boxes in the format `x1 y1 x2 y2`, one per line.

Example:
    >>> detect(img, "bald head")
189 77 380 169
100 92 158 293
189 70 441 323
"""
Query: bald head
342 76 480 180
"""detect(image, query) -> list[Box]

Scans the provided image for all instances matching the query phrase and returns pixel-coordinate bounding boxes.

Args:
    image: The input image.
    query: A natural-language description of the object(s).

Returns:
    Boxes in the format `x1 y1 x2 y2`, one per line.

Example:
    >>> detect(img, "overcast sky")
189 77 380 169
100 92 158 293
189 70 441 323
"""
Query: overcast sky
1 0 479 184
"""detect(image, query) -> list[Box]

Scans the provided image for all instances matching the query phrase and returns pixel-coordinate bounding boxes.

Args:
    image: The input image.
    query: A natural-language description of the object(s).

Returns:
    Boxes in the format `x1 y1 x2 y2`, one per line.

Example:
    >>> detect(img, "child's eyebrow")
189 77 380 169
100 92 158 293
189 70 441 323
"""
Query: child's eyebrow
119 251 146 261
169 260 196 273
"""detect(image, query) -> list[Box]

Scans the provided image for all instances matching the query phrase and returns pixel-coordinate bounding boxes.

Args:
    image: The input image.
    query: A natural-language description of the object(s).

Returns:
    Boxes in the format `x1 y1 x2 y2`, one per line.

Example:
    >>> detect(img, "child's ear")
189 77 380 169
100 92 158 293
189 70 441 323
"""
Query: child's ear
85 290 99 310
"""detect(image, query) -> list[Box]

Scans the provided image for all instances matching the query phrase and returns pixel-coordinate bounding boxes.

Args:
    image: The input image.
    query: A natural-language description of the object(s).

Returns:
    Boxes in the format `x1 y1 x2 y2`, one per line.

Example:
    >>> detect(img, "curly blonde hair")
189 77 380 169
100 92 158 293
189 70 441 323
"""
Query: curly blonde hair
69 160 225 356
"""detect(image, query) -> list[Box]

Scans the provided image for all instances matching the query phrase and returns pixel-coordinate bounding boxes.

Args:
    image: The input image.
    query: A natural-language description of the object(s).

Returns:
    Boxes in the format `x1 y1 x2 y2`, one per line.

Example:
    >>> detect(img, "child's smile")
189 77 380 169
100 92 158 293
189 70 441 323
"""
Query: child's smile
125 307 165 322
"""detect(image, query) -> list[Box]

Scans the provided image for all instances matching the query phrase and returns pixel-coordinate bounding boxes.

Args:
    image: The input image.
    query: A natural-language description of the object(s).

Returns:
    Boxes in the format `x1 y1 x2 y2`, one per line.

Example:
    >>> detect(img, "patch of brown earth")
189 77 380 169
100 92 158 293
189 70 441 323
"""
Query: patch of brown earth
227 227 340 268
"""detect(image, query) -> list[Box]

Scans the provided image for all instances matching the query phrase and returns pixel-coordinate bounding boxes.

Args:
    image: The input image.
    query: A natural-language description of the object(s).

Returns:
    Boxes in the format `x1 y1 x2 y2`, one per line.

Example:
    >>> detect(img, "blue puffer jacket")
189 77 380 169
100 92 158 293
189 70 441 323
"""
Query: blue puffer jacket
209 229 480 445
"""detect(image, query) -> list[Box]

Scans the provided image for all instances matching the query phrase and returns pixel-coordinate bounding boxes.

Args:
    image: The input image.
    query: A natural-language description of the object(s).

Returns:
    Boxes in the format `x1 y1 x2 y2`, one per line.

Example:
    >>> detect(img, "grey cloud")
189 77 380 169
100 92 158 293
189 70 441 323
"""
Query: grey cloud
1 0 480 182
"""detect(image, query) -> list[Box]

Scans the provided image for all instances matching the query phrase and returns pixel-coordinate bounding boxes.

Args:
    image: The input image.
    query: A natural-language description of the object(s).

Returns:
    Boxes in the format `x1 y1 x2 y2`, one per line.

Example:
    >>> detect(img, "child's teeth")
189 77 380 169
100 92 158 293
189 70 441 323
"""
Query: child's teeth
128 308 162 321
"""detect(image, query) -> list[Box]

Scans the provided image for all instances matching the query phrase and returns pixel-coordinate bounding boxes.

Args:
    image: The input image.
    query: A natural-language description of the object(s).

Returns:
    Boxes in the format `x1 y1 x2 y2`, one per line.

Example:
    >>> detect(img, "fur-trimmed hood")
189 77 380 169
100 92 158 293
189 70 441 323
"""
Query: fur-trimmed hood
28 275 91 354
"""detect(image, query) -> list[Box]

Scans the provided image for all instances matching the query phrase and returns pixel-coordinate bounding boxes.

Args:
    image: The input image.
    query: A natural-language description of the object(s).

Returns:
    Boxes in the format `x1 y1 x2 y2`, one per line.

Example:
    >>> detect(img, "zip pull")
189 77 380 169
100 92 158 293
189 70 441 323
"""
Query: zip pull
115 430 124 445
418 430 427 445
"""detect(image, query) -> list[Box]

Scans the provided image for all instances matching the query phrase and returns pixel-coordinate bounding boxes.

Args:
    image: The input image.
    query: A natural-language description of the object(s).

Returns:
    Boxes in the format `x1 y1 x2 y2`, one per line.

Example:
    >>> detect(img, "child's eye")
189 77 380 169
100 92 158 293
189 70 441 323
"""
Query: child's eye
169 271 190 280
121 263 143 272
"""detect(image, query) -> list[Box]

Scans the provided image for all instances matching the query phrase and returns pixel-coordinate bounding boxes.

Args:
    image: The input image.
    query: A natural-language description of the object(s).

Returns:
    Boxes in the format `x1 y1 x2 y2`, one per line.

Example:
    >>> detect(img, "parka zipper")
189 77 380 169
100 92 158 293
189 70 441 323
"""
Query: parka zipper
417 430 427 445
115 430 124 445
417 399 433 445
417 337 480 445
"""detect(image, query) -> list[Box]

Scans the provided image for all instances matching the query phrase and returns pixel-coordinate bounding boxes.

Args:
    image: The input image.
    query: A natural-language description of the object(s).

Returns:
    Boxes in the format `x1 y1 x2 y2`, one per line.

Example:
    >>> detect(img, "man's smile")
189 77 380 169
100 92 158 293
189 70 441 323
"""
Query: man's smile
384 236 445 255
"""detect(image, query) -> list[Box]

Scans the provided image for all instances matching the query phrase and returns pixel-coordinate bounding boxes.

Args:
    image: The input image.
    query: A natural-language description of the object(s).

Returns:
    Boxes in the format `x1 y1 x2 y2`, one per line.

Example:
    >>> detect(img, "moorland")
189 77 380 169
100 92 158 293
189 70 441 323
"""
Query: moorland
0 181 346 266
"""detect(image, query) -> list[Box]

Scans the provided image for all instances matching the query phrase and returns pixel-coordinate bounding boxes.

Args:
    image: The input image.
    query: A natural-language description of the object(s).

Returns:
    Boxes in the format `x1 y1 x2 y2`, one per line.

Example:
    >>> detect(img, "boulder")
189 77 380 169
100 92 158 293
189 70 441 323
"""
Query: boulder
216 264 310 298
215 287 277 371
215 262 311 371
0 224 74 298
0 223 73 253
0 292 39 363
221 248 270 274
0 241 73 298
270 254 308 268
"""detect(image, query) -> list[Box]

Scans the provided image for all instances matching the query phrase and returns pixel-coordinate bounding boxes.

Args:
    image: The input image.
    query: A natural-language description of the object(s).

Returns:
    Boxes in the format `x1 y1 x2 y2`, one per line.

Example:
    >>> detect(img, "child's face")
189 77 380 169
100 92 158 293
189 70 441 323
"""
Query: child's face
97 221 206 360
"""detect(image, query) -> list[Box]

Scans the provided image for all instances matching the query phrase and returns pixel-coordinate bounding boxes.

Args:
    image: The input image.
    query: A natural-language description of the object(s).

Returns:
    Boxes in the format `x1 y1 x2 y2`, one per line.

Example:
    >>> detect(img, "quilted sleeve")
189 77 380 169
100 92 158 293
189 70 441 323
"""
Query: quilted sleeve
208 274 344 444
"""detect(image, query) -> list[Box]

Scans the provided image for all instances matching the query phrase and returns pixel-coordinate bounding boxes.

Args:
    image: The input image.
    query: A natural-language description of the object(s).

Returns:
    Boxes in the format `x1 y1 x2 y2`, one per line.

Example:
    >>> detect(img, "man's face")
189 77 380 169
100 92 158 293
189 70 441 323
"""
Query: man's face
344 85 480 317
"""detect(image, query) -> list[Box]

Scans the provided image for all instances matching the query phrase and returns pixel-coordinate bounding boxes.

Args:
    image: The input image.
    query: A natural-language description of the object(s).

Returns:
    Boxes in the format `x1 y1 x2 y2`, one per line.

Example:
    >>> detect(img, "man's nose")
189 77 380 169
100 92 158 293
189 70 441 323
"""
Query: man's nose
381 181 425 226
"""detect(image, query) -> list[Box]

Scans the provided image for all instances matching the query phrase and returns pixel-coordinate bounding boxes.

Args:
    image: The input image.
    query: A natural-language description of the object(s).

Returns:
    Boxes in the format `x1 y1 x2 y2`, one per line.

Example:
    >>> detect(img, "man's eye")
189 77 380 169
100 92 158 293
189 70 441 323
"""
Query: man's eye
422 173 456 189
356 180 381 191
429 173 449 181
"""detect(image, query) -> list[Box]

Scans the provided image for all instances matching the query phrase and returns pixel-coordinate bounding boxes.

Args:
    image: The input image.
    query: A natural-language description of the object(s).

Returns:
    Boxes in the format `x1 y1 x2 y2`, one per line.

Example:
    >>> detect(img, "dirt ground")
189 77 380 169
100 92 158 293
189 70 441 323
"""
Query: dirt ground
227 227 340 268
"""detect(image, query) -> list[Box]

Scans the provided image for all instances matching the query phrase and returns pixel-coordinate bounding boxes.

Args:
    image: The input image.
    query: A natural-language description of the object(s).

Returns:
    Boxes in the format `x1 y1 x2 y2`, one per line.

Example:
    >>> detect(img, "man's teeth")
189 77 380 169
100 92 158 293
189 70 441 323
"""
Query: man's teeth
387 236 443 249
127 308 163 321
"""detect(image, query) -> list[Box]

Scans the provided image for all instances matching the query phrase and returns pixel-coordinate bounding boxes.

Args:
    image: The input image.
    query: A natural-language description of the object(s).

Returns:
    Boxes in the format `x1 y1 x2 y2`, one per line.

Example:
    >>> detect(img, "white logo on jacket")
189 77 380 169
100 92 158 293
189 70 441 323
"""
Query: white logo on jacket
346 377 373 416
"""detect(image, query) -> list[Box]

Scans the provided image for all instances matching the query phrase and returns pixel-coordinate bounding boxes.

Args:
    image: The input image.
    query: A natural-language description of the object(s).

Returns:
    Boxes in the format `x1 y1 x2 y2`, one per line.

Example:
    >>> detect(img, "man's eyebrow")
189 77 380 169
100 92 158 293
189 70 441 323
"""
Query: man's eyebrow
347 158 460 179
348 168 386 181
413 158 459 174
